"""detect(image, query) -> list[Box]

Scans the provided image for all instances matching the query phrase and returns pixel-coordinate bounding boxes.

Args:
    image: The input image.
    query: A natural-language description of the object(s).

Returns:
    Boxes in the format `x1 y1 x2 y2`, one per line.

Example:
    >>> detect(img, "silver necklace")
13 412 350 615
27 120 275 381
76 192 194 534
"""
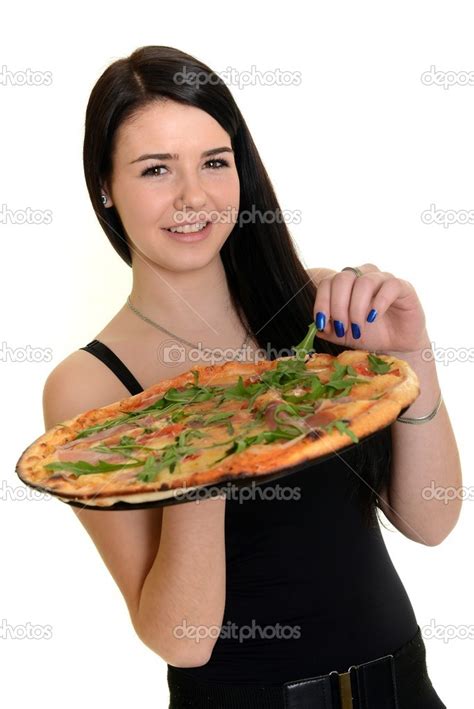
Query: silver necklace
126 295 251 352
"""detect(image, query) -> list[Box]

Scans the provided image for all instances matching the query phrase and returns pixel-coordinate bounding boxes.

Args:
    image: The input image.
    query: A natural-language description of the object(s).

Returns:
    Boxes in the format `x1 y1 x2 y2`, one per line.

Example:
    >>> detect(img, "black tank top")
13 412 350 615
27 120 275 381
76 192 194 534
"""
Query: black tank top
80 339 419 685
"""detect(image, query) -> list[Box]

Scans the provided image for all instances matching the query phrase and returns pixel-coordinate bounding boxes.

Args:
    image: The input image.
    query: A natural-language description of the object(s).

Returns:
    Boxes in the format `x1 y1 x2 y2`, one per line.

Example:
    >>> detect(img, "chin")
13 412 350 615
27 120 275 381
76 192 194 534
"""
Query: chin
148 243 222 272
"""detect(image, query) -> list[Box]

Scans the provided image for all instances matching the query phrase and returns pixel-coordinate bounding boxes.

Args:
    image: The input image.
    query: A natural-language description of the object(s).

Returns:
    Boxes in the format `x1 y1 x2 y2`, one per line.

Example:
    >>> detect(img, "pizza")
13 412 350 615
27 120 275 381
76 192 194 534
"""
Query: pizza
15 323 420 509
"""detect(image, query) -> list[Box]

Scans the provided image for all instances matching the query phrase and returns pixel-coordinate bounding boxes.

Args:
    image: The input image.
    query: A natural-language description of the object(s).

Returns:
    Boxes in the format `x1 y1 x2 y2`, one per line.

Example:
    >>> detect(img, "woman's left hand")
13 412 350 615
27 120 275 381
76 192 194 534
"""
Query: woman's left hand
312 263 430 353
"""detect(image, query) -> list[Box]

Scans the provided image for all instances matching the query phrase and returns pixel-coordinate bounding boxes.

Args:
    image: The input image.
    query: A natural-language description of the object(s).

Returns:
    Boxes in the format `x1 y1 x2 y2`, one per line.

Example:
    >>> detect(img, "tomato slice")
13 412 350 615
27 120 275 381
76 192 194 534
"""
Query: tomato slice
353 362 374 377
158 423 186 437
184 453 199 461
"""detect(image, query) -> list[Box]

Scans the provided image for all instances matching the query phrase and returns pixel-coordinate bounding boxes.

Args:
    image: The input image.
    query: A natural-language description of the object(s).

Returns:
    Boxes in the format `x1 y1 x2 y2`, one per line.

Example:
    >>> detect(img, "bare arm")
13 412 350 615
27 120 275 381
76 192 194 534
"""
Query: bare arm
377 341 462 546
43 353 227 667
137 497 227 667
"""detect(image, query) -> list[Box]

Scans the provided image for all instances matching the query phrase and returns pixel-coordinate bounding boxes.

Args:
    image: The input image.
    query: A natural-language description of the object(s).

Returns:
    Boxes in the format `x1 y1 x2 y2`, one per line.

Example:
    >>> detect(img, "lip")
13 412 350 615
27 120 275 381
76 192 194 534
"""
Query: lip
162 221 212 242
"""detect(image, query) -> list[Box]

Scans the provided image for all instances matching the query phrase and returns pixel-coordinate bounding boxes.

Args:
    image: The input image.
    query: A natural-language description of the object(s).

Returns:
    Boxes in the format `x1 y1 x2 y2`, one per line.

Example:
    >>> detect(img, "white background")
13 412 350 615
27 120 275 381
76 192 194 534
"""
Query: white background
1 1 472 707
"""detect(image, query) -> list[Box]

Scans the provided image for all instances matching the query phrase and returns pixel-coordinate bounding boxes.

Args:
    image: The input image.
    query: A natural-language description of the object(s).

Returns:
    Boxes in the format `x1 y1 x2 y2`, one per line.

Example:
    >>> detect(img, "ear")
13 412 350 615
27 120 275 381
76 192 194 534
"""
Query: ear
100 181 113 207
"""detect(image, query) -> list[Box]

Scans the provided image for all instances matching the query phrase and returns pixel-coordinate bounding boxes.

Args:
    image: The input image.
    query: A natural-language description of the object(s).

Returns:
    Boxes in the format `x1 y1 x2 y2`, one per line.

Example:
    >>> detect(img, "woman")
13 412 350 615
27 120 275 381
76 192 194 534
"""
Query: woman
43 45 459 708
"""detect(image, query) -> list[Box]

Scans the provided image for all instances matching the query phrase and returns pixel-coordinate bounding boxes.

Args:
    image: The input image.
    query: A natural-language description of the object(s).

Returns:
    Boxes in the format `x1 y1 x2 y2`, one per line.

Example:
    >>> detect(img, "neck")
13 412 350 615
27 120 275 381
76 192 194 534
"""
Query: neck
127 255 238 339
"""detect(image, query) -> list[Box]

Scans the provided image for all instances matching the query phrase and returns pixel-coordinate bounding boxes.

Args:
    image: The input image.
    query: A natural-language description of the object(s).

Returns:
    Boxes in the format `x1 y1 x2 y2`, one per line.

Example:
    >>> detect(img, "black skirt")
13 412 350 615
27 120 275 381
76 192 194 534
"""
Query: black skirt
166 625 446 708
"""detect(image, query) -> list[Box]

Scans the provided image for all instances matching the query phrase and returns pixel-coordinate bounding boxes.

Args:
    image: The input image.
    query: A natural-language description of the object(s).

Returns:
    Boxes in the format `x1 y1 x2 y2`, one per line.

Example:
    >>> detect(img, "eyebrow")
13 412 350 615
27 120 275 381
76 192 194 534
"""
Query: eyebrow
129 146 234 165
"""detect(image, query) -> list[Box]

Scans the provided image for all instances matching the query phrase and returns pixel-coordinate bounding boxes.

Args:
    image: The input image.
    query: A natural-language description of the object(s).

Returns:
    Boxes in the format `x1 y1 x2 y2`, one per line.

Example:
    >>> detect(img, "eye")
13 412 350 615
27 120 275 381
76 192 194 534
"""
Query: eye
141 164 167 178
141 158 231 178
205 158 230 170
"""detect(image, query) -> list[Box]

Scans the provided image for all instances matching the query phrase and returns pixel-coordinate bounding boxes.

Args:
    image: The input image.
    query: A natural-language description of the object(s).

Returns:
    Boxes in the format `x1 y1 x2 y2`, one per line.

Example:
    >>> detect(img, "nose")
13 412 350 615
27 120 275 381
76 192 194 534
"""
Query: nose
173 172 207 213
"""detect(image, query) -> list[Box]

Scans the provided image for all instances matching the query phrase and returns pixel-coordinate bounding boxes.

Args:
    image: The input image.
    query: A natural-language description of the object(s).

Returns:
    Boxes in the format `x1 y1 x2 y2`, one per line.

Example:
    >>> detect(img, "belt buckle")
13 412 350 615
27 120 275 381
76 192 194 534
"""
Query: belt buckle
329 665 357 709
330 654 397 709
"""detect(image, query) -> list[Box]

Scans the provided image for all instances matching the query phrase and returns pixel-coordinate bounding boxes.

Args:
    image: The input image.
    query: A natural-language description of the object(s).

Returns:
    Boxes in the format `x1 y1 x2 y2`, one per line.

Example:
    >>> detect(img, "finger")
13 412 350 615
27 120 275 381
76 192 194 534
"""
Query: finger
308 267 338 288
346 272 389 341
328 270 362 338
365 276 404 320
313 276 333 333
357 263 383 274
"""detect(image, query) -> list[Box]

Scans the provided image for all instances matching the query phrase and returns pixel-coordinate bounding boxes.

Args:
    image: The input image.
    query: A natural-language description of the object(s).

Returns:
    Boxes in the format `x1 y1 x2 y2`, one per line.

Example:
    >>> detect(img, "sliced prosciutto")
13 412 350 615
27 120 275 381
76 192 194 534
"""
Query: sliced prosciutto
59 415 158 450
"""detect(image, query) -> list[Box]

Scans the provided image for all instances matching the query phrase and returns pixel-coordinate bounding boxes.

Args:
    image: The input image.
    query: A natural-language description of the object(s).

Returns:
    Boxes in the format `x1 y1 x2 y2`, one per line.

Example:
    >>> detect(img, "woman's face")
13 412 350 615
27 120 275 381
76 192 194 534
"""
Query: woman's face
103 99 240 271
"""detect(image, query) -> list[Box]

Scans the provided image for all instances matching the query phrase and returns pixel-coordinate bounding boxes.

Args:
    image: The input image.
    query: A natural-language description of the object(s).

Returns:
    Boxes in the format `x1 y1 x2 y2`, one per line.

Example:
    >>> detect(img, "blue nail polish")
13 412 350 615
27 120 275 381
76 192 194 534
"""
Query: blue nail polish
351 323 361 339
315 311 326 330
334 320 345 337
367 309 377 323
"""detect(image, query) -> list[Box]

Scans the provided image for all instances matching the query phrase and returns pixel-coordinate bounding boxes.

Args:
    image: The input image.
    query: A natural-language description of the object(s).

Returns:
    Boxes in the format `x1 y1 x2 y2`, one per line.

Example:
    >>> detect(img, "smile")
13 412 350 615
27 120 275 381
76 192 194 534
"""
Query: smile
166 222 209 234
162 221 213 242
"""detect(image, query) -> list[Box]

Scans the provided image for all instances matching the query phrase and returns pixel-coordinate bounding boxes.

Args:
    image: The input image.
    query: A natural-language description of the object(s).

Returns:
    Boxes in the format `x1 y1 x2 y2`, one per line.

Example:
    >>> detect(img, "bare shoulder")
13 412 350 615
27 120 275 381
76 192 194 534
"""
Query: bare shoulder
41 341 159 432
42 347 137 422
42 348 163 631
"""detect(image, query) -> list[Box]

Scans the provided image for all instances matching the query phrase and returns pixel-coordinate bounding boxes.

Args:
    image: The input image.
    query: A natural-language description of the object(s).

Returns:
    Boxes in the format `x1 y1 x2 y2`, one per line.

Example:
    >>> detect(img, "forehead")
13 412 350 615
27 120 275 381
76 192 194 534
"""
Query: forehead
114 100 231 159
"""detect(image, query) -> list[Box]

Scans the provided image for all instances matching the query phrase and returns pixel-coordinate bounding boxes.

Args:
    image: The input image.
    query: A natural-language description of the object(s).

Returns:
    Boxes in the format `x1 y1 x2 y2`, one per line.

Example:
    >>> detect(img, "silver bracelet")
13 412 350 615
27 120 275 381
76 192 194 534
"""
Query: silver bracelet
396 391 443 424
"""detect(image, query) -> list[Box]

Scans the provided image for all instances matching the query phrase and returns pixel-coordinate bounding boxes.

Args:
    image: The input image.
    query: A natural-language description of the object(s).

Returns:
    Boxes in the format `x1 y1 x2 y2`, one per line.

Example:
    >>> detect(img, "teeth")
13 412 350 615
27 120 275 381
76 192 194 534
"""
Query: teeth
168 222 208 234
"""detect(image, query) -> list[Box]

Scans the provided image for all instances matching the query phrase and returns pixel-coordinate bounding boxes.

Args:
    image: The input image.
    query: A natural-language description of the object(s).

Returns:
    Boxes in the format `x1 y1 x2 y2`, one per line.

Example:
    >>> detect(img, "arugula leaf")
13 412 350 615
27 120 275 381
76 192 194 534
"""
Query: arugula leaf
282 375 326 403
136 455 166 483
221 376 267 410
291 322 317 360
161 385 215 404
177 429 206 448
323 419 359 443
213 424 307 464
44 459 143 476
367 353 392 374
325 361 369 395
136 439 200 482
170 409 188 423
272 402 301 424
119 435 140 446
260 358 307 388
202 411 235 426
74 401 183 440
74 413 133 440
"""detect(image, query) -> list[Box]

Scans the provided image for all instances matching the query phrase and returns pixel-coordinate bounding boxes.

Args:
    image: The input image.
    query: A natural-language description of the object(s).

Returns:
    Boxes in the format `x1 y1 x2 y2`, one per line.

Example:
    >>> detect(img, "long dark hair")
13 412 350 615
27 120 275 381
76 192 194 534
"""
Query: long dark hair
82 45 392 528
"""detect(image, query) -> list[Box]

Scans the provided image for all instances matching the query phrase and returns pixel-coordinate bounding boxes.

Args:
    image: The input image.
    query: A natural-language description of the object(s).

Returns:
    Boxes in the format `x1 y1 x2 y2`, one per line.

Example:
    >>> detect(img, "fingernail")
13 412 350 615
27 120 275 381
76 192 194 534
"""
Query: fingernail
315 312 326 330
351 323 361 339
367 309 377 323
334 320 345 337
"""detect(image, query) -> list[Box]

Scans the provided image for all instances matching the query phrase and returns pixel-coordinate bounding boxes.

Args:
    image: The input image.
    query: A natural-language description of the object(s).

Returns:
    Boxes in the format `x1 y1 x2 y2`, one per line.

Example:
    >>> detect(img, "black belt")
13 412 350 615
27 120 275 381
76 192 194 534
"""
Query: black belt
283 651 397 708
167 625 445 708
